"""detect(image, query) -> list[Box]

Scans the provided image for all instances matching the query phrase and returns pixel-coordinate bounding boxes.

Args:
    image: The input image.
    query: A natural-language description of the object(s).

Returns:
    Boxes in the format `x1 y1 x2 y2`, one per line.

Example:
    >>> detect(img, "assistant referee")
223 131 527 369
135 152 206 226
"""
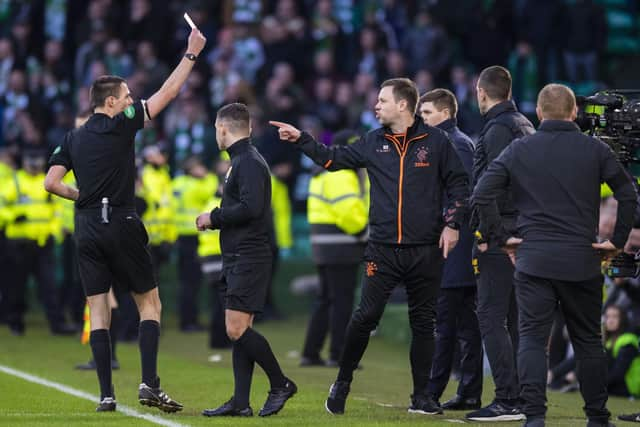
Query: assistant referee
44 28 206 412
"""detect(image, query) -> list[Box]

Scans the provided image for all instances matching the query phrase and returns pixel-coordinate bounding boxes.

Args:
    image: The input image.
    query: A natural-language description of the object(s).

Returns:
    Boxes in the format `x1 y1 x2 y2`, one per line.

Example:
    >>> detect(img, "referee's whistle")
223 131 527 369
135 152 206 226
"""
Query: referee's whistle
101 197 110 224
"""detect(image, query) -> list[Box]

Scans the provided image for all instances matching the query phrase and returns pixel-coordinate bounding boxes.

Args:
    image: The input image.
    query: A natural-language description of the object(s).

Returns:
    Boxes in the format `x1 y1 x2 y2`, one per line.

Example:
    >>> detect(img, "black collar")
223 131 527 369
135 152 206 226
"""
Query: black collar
538 120 581 132
437 118 457 132
383 116 427 136
484 100 518 121
226 137 252 158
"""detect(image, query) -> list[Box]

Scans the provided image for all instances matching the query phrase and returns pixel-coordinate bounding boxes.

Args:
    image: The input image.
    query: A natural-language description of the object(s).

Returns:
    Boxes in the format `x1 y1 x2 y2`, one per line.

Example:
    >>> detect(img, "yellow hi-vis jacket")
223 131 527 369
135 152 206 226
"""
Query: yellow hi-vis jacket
3 169 60 246
172 173 218 237
271 175 292 250
52 171 77 234
0 163 13 231
198 195 223 274
140 164 177 245
307 168 368 264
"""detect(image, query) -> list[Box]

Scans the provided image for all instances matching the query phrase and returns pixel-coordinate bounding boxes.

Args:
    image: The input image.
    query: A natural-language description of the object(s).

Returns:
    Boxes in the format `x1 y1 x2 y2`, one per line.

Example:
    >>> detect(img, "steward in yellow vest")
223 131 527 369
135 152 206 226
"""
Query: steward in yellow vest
140 146 175 268
172 156 217 331
198 187 229 348
301 130 368 365
0 148 15 324
3 149 75 335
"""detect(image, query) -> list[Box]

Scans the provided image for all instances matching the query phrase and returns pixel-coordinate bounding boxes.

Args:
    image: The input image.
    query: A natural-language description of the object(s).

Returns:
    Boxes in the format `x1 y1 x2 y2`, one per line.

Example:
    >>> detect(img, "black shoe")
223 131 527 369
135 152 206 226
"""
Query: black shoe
442 395 481 410
96 397 116 412
51 323 79 335
466 400 525 422
300 356 326 367
75 359 120 370
258 378 297 416
202 397 253 417
408 394 443 415
138 382 183 413
523 417 545 427
619 413 640 423
325 381 350 415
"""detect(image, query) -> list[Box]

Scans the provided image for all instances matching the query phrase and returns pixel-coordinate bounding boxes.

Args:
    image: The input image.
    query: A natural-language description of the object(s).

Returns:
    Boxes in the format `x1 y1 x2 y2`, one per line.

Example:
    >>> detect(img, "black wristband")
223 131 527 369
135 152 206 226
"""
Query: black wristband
184 53 197 61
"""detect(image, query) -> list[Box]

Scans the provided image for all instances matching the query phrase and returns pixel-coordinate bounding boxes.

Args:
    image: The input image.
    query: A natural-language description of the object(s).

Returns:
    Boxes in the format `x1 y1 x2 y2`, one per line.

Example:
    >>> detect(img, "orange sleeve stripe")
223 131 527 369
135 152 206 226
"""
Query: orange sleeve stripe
324 159 333 168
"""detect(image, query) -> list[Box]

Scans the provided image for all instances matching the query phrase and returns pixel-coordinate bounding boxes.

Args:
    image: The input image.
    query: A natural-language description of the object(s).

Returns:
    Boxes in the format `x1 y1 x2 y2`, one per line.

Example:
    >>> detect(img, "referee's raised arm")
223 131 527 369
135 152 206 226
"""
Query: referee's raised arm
145 28 206 119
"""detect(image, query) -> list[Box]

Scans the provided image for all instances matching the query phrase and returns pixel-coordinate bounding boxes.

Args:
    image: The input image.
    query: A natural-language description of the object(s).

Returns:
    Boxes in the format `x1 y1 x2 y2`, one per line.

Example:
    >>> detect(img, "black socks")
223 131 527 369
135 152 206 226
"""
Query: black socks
90 329 112 399
236 328 286 389
139 320 160 387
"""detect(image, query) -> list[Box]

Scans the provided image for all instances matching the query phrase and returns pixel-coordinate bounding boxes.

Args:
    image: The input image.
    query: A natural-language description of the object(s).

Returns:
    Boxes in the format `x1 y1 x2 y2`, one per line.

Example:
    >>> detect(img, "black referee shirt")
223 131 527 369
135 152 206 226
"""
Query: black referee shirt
210 138 273 263
48 101 146 209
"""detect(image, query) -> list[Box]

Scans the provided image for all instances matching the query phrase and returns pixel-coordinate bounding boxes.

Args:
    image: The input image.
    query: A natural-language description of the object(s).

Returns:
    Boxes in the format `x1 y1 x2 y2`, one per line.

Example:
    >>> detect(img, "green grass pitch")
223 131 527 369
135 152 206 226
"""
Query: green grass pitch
0 315 637 426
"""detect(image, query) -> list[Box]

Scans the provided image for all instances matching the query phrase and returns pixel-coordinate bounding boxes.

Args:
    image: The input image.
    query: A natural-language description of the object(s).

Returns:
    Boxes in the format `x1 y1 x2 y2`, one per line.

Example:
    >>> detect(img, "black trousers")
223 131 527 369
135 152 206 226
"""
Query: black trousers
339 243 441 394
427 286 483 400
302 263 360 361
514 270 610 423
476 250 519 400
177 235 202 328
5 239 66 332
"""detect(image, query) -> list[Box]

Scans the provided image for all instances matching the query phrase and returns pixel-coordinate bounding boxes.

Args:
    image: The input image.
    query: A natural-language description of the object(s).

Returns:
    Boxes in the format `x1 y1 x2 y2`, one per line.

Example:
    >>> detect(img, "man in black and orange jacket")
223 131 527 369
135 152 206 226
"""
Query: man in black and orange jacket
271 78 469 416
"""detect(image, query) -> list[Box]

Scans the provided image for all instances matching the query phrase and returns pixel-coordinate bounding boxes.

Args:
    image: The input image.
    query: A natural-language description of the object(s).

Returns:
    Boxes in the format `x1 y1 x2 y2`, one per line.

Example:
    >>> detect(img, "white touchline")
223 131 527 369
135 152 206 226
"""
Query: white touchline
0 365 189 427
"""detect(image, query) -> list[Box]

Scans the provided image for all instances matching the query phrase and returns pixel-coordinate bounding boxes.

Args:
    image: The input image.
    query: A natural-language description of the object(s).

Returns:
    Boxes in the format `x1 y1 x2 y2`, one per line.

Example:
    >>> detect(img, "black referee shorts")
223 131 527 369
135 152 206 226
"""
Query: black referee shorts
75 209 157 297
220 261 271 314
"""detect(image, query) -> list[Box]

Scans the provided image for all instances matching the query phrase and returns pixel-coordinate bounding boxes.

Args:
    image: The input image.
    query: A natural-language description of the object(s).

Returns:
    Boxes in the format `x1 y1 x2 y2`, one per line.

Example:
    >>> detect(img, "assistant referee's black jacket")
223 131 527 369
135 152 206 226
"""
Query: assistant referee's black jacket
209 138 273 263
296 117 470 245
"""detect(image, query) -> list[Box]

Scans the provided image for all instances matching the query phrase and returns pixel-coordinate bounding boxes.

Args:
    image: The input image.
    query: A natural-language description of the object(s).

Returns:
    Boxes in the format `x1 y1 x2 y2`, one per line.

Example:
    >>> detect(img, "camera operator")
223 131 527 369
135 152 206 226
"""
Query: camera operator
472 83 637 427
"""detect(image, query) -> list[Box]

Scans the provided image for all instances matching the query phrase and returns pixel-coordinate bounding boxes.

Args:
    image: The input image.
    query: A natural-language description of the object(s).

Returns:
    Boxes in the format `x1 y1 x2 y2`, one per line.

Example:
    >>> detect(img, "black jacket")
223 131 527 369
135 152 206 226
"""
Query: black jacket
296 117 469 245
209 138 273 263
472 120 636 281
438 118 476 288
472 100 535 228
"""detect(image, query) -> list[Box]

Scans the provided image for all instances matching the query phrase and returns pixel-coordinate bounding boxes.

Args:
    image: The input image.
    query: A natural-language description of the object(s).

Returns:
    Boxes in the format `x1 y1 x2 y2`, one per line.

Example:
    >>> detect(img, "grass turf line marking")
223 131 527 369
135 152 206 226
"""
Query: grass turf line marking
0 365 188 427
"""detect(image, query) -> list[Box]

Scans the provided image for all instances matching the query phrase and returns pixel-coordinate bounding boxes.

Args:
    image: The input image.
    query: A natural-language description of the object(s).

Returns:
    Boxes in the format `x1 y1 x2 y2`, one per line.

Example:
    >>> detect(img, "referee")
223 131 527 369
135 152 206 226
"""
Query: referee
472 84 636 427
44 28 206 412
197 103 297 417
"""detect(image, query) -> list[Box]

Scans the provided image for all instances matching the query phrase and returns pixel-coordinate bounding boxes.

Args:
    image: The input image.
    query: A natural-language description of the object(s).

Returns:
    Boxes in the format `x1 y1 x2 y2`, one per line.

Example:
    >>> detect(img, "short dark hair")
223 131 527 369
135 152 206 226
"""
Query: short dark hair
216 102 250 133
419 88 458 118
537 83 576 120
89 75 125 109
381 78 419 114
477 66 512 101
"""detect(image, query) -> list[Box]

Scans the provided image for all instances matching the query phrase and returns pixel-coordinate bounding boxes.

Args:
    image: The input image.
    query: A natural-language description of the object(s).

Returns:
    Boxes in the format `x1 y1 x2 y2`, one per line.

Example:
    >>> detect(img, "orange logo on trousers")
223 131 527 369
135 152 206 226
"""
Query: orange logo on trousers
366 261 378 277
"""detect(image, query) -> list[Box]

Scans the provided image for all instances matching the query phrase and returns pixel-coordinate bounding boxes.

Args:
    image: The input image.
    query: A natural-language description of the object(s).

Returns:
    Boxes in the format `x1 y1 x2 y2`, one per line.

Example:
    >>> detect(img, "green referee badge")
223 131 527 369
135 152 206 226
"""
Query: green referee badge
124 105 135 119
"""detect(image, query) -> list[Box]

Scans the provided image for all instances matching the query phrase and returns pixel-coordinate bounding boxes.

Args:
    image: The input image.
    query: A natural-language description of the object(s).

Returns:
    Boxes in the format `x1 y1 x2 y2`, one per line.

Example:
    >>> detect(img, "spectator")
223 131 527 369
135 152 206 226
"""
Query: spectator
507 41 538 116
0 38 14 96
402 9 450 81
355 25 385 82
562 0 607 84
135 41 169 98
232 22 264 84
104 38 134 78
